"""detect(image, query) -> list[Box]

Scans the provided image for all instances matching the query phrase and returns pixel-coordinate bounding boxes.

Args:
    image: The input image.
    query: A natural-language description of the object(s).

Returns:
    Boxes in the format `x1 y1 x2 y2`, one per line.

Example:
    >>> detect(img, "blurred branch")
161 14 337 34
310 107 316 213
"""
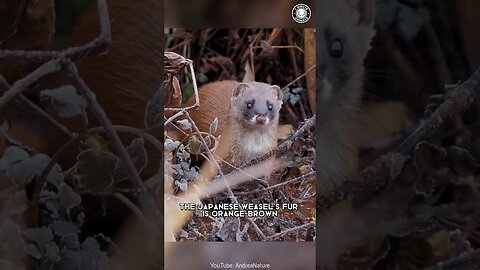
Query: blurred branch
0 0 111 62
28 124 161 227
61 58 159 219
29 130 85 227
286 30 300 82
112 192 149 226
0 0 114 139
319 66 480 211
91 125 163 153
449 229 474 253
0 75 74 139
384 31 421 87
423 248 480 270
0 60 60 108
266 28 282 45
249 44 255 81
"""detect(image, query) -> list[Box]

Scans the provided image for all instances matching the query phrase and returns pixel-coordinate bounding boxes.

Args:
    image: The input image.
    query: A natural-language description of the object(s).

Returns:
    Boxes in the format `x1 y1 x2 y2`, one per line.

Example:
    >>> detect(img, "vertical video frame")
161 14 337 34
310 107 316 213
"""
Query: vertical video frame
164 28 316 243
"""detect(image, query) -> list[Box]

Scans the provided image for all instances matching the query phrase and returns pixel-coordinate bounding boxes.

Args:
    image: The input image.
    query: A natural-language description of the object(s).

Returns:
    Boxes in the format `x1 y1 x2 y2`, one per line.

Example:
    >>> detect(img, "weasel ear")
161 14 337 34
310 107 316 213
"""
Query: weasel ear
356 0 375 28
271 85 283 101
233 83 249 97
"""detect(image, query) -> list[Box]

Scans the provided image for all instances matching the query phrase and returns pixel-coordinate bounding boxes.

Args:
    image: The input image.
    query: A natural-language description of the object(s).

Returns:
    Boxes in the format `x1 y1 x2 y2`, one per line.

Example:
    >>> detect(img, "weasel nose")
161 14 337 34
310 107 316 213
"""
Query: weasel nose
256 115 267 125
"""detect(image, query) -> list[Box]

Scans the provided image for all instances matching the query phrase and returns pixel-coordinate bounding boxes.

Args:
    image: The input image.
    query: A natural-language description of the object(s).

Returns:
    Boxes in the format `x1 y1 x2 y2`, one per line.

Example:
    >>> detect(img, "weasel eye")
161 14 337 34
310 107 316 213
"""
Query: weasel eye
329 38 343 59
246 102 253 109
268 104 273 111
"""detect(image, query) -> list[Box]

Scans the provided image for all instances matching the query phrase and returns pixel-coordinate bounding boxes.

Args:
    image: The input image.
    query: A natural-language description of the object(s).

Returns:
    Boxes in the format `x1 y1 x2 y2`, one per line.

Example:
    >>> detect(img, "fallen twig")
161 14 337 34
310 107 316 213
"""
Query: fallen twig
265 221 315 241
235 171 315 196
240 114 316 170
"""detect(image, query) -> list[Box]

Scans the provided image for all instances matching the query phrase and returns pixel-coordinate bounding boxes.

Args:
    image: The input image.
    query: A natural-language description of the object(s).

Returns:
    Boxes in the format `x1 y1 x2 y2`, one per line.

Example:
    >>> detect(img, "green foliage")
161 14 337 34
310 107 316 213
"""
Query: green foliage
196 72 209 84
164 34 175 50
283 87 303 105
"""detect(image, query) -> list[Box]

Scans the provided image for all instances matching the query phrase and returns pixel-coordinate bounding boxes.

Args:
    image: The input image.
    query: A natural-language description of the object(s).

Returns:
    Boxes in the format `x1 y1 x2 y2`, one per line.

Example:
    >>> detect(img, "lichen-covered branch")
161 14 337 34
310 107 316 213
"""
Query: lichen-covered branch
0 0 111 62
318 67 480 211
422 248 480 270
61 58 159 218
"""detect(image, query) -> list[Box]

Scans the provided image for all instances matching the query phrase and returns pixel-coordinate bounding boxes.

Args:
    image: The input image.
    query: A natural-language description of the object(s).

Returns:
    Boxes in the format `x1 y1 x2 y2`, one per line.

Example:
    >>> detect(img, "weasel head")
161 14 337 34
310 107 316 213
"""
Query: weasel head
318 0 375 108
230 82 283 132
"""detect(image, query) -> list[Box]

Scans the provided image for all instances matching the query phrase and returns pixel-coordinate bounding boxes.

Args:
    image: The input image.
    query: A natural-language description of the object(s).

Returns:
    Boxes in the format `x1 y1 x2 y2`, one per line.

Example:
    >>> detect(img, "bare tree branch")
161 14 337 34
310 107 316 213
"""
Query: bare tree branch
0 0 111 62
60 58 159 218
0 60 60 109
423 248 480 270
239 114 316 170
0 74 74 139
265 221 315 241
318 66 480 211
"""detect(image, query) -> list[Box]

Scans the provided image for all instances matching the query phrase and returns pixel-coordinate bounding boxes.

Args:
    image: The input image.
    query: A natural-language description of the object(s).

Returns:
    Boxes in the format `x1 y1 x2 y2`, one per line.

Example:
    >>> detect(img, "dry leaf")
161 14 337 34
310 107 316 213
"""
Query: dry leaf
242 60 255 82
164 51 191 75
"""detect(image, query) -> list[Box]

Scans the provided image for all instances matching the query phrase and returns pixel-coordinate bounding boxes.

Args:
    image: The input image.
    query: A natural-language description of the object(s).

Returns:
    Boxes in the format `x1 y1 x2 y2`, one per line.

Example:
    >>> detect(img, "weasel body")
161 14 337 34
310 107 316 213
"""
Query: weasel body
317 0 378 269
317 0 375 193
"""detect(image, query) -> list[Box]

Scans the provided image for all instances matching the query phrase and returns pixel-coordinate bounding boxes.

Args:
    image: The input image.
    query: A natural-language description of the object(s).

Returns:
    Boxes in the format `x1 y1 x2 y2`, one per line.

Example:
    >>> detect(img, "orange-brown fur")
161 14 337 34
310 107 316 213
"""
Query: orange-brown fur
67 0 162 128
317 0 378 269
187 81 240 138
317 0 375 193
5 1 162 175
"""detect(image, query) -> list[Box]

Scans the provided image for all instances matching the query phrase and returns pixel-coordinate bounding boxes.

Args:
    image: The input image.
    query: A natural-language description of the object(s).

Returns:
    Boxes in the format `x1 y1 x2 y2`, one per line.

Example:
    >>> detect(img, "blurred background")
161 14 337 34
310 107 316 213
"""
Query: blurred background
1 0 480 269
325 1 480 269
